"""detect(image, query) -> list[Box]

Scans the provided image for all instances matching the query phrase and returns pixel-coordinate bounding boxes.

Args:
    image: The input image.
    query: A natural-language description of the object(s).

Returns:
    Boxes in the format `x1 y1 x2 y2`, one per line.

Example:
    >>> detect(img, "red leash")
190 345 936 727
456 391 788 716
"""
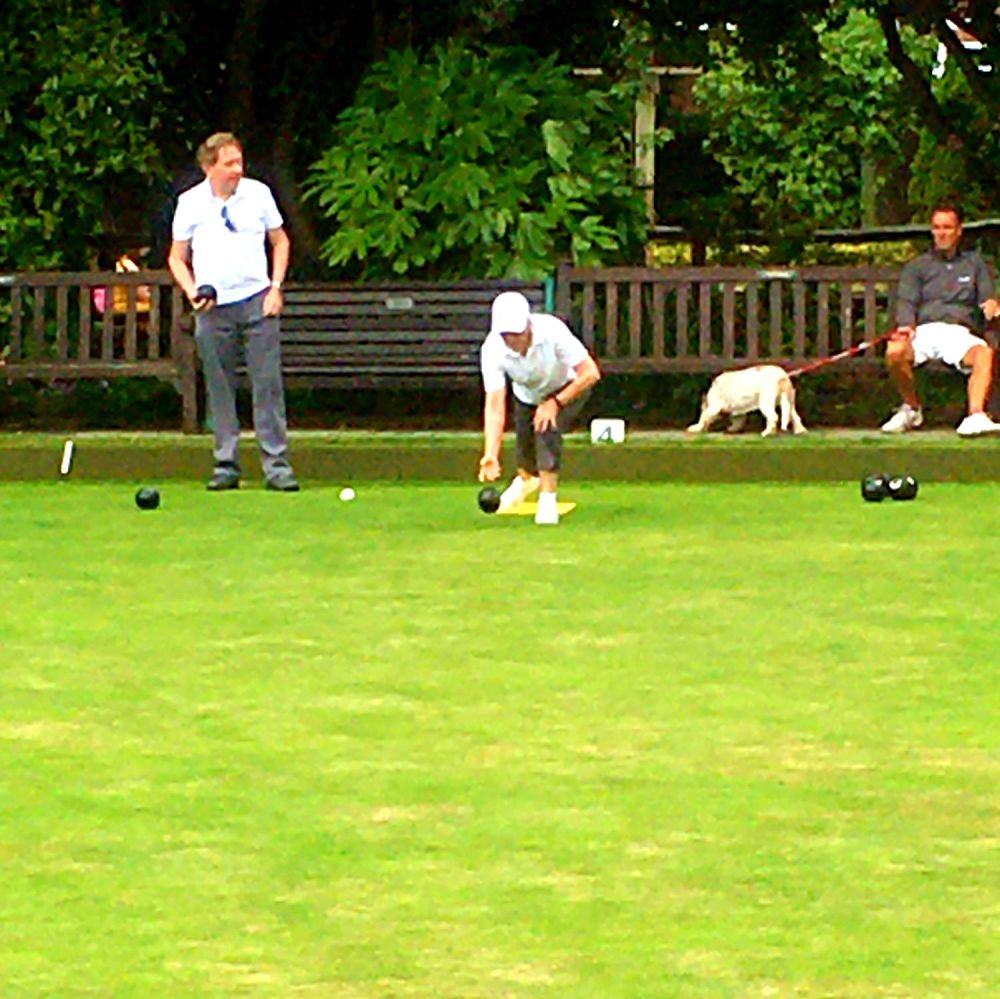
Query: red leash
786 331 894 378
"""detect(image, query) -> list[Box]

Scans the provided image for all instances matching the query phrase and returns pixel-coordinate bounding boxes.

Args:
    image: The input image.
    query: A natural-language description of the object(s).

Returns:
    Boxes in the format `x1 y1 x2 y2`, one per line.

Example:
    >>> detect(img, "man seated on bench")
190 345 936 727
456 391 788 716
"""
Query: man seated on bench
881 203 1000 436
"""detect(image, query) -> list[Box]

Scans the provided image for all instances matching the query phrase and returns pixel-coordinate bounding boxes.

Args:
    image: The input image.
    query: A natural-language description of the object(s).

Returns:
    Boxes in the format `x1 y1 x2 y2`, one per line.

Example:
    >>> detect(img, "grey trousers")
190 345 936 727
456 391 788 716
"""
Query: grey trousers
513 389 590 474
194 289 293 479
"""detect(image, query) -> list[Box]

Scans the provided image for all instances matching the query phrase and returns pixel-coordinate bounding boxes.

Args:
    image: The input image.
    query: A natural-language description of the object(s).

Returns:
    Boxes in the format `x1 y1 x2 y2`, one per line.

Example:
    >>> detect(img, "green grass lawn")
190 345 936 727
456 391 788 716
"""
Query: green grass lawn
0 480 996 997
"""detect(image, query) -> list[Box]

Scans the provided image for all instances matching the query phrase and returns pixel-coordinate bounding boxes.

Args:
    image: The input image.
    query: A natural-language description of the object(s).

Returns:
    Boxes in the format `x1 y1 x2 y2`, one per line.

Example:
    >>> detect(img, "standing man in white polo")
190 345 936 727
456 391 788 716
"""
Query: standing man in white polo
881 203 1000 437
168 132 299 491
478 291 601 525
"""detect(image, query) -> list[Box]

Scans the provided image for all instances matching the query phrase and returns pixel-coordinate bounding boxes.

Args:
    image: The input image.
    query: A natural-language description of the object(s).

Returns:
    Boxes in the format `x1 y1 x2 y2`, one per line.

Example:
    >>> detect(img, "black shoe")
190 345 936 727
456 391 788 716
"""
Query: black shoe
266 474 300 492
207 472 240 491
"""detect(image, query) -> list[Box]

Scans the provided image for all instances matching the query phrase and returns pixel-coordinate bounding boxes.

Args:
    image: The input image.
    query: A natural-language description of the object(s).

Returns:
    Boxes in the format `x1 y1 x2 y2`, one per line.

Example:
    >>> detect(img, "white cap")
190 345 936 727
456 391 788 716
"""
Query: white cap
489 291 531 336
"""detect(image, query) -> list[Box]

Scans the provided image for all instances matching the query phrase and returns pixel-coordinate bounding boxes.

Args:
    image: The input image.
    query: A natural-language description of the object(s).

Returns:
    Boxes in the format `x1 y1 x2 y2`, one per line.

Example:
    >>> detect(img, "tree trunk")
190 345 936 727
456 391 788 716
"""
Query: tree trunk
877 5 998 190
223 0 267 141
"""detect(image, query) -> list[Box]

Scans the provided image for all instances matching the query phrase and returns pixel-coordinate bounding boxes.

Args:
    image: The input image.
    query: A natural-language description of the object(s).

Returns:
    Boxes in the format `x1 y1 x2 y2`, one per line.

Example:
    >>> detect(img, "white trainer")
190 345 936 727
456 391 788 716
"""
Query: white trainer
956 411 1000 436
498 474 540 511
534 492 559 525
881 404 923 434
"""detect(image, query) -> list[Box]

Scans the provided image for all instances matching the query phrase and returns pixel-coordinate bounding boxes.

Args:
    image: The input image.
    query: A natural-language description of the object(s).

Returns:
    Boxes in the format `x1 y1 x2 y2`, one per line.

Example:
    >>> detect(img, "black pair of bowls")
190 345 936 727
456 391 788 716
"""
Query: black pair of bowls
861 473 918 502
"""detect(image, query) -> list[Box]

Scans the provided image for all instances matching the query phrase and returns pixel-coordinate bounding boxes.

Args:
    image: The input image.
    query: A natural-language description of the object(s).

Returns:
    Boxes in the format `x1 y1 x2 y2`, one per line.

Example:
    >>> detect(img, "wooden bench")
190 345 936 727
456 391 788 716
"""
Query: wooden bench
0 269 198 430
275 280 548 388
555 263 906 374
0 274 550 432
17 264 987 430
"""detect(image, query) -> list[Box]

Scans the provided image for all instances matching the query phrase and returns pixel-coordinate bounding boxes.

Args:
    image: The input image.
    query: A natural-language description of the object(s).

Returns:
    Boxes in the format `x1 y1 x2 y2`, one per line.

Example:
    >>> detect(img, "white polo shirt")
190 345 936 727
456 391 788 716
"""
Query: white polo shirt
172 177 283 306
480 312 589 405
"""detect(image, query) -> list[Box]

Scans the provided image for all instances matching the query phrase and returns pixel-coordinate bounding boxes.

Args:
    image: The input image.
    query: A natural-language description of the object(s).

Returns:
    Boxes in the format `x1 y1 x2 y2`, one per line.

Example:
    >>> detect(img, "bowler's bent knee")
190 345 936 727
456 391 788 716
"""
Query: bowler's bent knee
964 342 994 371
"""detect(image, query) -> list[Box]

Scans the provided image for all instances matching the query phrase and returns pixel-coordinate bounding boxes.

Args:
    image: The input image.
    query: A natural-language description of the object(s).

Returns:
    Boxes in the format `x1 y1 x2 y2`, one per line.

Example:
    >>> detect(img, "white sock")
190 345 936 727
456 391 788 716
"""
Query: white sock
535 491 559 524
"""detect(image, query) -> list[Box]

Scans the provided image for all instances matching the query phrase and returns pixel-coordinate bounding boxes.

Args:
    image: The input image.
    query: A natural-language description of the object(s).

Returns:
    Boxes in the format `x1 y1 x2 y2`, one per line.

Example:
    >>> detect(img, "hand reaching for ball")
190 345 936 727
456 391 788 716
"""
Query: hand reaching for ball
478 456 500 482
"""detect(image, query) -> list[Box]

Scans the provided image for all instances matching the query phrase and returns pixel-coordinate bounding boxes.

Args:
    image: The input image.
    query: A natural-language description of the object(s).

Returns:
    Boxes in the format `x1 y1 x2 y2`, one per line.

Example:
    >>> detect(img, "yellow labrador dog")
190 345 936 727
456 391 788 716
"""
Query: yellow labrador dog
687 365 807 437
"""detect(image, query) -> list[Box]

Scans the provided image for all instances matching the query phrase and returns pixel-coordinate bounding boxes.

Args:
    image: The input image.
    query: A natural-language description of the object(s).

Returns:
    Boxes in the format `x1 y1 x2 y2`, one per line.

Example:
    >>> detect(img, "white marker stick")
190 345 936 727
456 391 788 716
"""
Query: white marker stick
60 440 75 476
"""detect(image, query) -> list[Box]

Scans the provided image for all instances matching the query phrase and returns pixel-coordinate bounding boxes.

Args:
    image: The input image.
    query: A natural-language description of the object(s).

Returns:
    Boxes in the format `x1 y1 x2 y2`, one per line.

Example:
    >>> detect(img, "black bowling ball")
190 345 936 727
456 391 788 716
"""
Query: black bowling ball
861 473 889 503
477 486 501 514
135 486 161 510
887 475 919 501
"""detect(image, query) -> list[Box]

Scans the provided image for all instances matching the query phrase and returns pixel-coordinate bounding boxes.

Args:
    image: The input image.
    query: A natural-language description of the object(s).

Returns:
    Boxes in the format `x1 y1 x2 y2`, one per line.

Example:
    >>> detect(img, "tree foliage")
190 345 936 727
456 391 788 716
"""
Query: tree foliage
694 9 934 242
1 0 996 273
306 42 648 279
135 0 573 266
634 0 1000 210
869 0 1000 192
906 45 994 219
0 1 169 269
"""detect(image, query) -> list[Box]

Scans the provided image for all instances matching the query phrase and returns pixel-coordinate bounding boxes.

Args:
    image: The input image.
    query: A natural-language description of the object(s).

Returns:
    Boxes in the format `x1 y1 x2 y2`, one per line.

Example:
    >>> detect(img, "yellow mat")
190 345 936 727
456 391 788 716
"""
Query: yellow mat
497 501 577 517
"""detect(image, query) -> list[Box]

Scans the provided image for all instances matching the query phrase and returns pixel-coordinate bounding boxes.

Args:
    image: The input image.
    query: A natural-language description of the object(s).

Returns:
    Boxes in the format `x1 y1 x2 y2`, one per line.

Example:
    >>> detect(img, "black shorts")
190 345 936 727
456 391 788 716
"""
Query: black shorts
513 388 590 474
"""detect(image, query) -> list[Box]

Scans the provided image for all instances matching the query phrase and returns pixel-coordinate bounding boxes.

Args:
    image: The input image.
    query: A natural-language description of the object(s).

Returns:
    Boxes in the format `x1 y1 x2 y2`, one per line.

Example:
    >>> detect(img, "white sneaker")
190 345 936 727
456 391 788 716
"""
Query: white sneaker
534 492 559 526
498 474 539 511
956 412 1000 436
881 404 923 433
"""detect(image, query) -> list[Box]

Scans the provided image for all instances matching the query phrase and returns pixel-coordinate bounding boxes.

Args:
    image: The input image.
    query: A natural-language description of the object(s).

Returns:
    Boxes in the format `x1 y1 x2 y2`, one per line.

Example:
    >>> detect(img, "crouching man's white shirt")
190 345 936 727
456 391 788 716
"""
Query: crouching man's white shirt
480 313 588 405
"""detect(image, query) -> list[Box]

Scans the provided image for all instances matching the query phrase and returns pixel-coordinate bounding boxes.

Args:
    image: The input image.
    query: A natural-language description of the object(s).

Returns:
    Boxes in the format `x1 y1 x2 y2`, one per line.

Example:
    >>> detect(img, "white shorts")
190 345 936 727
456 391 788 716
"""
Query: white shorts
911 322 987 372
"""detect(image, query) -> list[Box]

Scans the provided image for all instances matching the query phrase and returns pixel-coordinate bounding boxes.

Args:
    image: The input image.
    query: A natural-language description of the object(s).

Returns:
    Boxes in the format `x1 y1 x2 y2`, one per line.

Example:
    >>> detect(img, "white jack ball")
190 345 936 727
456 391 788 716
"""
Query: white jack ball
339 487 356 502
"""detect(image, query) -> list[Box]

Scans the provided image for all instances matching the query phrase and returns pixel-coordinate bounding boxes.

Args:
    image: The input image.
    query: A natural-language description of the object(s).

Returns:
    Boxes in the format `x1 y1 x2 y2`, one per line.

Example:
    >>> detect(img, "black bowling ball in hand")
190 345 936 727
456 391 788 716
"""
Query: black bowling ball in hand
195 284 217 303
477 486 501 514
887 474 919 501
861 473 889 503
